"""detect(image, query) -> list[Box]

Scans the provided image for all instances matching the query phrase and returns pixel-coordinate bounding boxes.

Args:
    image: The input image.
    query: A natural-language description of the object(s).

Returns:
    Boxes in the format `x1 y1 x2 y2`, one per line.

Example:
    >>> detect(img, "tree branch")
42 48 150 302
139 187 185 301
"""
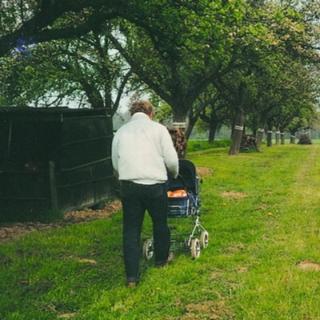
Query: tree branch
0 1 119 56
108 33 173 104
113 69 132 115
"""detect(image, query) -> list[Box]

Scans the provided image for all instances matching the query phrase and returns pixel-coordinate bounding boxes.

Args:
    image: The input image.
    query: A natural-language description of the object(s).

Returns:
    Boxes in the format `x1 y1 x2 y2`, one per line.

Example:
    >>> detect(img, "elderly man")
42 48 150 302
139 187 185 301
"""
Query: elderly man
112 100 179 287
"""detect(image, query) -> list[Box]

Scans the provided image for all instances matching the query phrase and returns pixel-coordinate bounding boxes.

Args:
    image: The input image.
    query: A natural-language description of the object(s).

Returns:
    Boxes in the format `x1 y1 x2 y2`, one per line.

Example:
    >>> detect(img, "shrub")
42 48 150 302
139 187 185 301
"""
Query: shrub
298 134 312 145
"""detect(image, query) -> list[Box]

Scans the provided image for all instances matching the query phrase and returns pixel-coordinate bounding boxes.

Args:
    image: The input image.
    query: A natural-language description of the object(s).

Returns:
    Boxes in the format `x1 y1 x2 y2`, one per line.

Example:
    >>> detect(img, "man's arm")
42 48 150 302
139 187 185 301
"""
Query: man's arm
111 133 119 176
160 127 179 178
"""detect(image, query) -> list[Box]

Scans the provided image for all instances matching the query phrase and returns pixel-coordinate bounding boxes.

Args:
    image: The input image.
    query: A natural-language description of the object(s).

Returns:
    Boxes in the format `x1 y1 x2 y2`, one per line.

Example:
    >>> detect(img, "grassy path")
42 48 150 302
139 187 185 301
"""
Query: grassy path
230 145 320 319
1 144 320 319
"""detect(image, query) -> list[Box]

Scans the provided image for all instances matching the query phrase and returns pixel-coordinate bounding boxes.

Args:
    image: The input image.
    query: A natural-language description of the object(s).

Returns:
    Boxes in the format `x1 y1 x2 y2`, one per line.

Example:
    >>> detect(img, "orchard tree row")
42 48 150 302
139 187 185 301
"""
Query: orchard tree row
0 0 319 154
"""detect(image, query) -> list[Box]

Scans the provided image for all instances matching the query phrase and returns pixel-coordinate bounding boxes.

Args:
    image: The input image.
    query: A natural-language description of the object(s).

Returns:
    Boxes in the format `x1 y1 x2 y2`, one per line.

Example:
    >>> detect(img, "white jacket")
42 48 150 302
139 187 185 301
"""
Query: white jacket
112 112 179 184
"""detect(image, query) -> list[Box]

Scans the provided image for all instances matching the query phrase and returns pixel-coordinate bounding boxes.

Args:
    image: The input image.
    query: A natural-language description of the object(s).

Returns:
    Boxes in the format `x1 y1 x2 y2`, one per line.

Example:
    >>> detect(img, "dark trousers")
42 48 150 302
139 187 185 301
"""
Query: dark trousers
120 181 170 281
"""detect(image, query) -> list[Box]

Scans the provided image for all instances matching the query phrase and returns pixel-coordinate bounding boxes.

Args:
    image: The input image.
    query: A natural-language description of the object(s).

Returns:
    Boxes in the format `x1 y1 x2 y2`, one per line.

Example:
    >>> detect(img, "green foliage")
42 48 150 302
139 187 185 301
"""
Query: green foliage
152 101 172 124
0 26 132 112
110 0 247 120
0 0 318 142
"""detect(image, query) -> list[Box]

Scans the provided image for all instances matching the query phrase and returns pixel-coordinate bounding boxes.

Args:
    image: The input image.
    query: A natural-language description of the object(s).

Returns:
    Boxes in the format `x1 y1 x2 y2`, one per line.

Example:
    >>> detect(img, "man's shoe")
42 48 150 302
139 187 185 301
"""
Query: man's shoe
155 252 174 267
127 281 137 288
126 277 138 288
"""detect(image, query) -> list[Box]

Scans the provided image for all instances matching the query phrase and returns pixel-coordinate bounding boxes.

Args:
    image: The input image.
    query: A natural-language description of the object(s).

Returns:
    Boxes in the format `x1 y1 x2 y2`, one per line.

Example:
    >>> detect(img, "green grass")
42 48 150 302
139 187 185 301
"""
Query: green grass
187 139 231 152
1 144 320 319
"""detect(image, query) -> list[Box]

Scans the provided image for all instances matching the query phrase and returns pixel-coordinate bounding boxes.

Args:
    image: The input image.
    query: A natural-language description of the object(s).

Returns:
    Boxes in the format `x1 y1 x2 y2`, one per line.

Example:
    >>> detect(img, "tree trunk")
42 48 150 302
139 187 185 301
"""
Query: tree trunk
172 107 188 123
229 110 244 155
267 130 273 147
256 128 264 151
184 124 193 141
171 108 188 159
275 131 280 145
290 133 296 144
208 119 219 144
185 112 197 140
280 133 285 145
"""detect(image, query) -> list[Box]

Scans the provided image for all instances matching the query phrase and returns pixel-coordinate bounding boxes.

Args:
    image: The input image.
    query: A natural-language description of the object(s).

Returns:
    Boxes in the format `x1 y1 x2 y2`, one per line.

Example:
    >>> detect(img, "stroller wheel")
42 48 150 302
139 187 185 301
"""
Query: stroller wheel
143 238 154 260
190 238 201 259
200 231 209 248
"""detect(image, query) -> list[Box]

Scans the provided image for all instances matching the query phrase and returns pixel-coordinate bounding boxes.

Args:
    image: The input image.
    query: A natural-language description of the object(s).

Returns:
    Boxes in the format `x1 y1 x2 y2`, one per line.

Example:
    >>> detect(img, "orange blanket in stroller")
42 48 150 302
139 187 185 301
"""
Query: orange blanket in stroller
167 189 187 198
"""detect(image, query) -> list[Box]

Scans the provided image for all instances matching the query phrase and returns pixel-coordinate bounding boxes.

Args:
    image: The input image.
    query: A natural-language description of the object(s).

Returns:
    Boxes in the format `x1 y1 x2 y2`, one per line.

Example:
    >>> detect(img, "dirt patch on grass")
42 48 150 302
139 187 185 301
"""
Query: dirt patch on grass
197 167 213 177
237 266 248 273
256 203 269 211
64 201 121 222
297 260 320 271
181 300 233 320
0 200 121 243
225 243 245 254
210 270 224 280
73 257 97 265
57 313 77 319
221 191 247 200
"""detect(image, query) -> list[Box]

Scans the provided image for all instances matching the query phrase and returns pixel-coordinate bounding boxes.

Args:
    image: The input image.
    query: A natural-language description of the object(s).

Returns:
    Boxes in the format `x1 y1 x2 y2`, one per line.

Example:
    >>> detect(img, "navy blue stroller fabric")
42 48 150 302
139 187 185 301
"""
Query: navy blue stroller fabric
167 160 200 217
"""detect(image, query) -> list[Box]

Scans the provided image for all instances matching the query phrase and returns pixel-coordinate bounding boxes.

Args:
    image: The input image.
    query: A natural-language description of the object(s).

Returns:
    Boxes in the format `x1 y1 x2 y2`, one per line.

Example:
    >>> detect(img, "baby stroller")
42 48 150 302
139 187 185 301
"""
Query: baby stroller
143 160 209 260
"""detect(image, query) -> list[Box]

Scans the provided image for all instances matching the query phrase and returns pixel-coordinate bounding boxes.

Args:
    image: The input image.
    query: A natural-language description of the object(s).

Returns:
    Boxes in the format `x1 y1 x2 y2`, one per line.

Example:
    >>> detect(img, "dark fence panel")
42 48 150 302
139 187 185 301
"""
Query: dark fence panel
0 107 115 222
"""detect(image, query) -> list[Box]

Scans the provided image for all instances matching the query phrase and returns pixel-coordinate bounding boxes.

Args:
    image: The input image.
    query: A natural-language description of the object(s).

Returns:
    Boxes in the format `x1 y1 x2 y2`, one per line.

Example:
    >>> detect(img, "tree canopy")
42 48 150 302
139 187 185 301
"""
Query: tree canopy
0 0 319 155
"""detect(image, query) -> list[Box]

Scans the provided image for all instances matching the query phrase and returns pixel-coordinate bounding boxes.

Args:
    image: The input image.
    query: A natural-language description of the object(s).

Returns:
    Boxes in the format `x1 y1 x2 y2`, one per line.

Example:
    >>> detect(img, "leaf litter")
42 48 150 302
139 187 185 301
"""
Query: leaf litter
0 200 121 243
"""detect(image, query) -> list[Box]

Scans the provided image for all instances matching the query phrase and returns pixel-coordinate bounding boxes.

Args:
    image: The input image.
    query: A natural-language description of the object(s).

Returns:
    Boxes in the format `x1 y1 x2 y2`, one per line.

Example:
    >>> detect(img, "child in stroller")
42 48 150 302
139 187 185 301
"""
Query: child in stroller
143 160 209 260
